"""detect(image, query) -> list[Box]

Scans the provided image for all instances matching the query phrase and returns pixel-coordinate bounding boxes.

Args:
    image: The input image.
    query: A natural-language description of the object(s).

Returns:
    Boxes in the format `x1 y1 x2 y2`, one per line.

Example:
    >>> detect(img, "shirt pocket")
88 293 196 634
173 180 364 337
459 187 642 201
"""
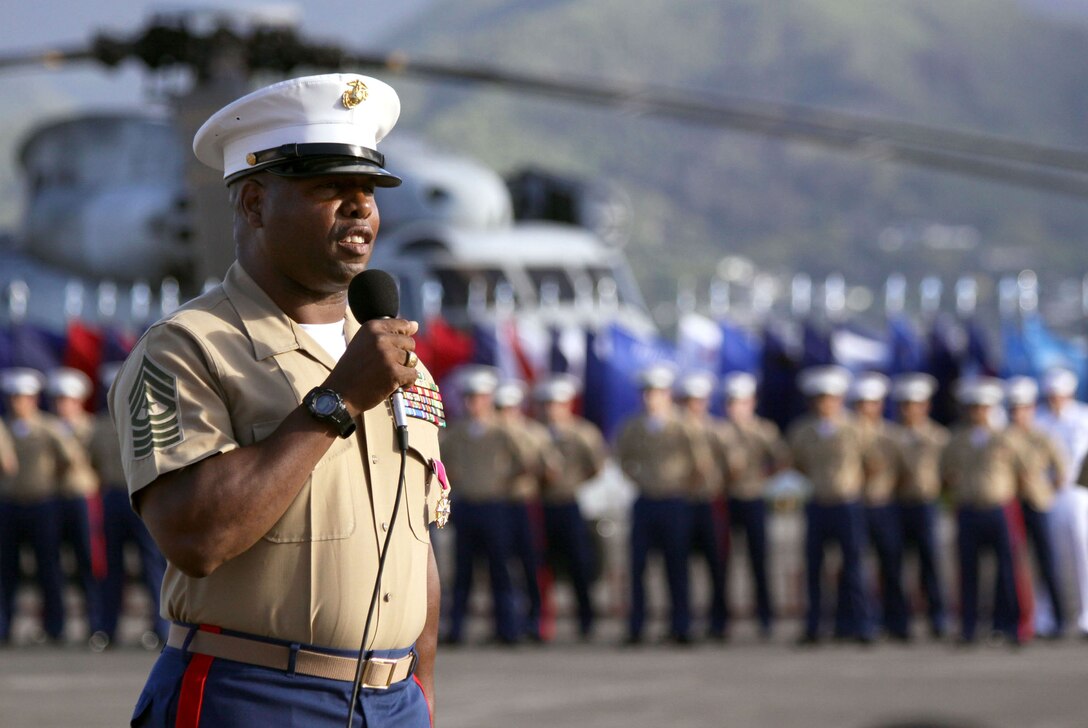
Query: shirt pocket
251 419 357 543
403 418 442 545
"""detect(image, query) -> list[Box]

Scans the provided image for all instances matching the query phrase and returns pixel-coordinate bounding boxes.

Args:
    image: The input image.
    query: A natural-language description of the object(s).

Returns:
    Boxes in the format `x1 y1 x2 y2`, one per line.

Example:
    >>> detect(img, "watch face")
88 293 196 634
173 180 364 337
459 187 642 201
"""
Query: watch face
313 392 340 416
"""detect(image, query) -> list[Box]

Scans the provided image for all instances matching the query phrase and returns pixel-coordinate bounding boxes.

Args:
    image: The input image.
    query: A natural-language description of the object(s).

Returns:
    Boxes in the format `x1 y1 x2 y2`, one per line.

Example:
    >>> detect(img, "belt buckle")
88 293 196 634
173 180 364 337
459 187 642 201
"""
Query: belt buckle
359 652 414 690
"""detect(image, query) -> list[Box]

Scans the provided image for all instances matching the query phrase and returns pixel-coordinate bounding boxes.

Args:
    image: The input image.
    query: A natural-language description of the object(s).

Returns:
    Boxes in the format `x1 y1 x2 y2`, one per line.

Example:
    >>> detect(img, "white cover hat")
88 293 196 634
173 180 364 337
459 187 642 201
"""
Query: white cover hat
1005 376 1039 407
193 73 402 186
1042 368 1078 397
891 373 937 402
850 371 890 402
534 375 580 404
676 371 717 400
722 372 758 400
954 376 1005 406
494 381 527 409
1 367 45 396
460 366 500 396
46 367 92 400
798 365 851 397
637 364 677 391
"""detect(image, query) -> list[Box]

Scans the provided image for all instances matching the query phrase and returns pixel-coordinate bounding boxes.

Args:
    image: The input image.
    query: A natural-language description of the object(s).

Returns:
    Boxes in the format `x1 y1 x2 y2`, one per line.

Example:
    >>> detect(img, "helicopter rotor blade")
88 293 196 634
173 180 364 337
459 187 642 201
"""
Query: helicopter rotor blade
0 46 98 70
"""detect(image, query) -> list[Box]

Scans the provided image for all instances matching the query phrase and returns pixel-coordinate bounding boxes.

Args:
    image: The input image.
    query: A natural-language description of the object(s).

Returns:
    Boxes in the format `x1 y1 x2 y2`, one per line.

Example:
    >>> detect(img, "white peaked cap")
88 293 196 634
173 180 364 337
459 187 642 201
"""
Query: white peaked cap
954 376 1005 406
46 367 92 400
534 375 580 403
1042 368 1078 397
1005 376 1039 407
677 371 717 400
460 366 500 396
1 367 46 396
850 371 890 402
637 363 677 391
494 380 527 409
193 74 402 185
798 365 851 397
723 372 758 400
891 373 937 403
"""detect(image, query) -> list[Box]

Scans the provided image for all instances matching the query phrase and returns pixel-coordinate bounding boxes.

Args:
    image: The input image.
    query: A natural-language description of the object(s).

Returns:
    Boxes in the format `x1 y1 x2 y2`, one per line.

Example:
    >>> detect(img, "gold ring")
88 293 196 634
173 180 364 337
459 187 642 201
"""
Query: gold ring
405 351 419 368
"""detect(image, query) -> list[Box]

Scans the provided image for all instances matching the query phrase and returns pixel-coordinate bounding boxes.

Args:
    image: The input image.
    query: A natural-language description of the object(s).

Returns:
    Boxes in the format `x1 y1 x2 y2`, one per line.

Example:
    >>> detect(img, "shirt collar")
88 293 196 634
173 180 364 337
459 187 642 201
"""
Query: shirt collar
221 262 361 369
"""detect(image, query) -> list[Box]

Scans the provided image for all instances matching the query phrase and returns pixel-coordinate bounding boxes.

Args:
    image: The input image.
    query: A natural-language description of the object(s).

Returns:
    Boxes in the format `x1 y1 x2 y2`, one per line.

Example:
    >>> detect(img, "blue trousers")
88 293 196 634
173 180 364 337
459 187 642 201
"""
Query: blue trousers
804 501 872 640
446 500 518 642
899 501 946 634
865 503 909 638
629 497 691 640
101 488 168 641
542 501 595 635
1020 501 1064 634
506 501 542 639
688 500 727 635
57 495 105 634
727 497 773 631
0 500 65 640
131 627 428 727
957 506 1019 642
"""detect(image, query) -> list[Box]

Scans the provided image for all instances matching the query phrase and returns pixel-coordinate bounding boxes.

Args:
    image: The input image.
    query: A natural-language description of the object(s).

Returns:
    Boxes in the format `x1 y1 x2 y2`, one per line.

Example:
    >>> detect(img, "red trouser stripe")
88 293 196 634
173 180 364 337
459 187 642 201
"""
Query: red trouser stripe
414 674 433 728
85 494 107 580
175 625 222 728
1004 502 1034 644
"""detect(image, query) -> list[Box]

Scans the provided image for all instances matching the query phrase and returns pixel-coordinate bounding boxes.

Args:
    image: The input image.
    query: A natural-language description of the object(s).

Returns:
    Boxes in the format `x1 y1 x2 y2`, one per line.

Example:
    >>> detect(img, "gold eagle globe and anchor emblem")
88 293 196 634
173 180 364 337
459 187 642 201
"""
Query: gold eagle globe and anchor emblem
341 80 369 109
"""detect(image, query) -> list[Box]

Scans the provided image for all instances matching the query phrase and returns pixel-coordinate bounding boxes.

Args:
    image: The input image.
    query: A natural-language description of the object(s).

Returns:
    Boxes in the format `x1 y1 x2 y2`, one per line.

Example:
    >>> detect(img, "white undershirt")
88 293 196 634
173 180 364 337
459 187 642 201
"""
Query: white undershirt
299 320 347 361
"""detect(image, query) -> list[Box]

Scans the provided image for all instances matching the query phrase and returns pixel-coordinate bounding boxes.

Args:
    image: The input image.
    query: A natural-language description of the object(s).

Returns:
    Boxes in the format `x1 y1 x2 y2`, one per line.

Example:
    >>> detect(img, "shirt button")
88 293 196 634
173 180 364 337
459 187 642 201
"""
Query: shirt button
383 593 392 602
371 455 379 464
381 522 388 532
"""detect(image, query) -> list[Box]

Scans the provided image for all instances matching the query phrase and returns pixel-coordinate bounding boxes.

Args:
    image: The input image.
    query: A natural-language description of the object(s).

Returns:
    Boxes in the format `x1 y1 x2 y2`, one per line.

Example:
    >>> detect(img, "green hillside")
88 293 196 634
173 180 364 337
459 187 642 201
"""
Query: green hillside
386 0 1088 306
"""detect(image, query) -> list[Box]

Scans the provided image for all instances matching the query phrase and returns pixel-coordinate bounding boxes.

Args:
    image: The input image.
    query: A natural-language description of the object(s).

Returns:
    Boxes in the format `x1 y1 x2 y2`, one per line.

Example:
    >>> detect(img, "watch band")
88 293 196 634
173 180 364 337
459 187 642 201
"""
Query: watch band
304 387 357 438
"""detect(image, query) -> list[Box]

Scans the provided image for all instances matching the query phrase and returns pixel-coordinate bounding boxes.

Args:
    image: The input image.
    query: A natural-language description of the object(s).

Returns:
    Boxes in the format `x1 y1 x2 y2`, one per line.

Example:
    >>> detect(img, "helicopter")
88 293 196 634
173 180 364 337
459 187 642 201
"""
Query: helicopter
4 8 1088 333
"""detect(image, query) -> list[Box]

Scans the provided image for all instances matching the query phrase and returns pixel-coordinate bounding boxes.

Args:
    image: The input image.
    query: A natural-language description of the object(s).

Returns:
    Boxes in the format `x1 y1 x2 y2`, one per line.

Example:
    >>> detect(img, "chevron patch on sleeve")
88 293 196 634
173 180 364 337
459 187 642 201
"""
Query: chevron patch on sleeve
128 355 184 458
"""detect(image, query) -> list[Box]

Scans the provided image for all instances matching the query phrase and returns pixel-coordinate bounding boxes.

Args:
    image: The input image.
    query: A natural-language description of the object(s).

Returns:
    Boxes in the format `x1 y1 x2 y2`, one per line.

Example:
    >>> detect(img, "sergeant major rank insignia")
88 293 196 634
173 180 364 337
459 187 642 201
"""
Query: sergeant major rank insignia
341 80 369 109
128 355 183 458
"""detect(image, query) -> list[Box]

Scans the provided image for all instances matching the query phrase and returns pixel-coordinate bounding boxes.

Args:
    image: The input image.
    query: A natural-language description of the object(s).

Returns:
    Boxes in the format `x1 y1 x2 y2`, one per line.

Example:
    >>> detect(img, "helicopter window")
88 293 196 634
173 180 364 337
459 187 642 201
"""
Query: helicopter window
527 267 575 302
432 267 512 309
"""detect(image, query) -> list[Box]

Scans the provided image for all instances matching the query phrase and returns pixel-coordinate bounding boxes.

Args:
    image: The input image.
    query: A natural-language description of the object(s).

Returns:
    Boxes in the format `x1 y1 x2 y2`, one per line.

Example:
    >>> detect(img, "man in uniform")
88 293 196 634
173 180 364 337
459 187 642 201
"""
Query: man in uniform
789 365 873 645
851 372 910 642
110 74 440 726
534 374 606 641
439 366 525 646
1034 367 1088 637
46 367 108 647
0 368 68 644
891 373 949 638
720 371 788 638
616 364 707 645
90 363 167 650
941 377 1026 645
1006 376 1066 639
493 379 549 641
674 371 732 641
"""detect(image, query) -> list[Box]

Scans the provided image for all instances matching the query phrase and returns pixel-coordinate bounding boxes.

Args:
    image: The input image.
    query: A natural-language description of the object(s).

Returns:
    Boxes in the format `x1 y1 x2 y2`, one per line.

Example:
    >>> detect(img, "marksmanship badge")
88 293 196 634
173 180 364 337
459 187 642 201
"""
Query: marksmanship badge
128 355 183 458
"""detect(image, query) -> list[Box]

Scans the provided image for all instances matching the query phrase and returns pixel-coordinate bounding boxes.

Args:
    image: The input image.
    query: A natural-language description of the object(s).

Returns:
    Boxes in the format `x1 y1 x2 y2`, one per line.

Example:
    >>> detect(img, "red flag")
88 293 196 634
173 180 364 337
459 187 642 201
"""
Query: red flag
415 316 474 383
63 320 105 411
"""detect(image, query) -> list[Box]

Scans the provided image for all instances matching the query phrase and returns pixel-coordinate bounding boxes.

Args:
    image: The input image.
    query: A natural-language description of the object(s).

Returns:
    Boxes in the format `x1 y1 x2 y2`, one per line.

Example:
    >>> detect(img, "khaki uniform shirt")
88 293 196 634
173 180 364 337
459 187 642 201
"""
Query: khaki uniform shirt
1 413 73 504
109 263 443 651
615 412 704 499
858 419 903 507
439 419 524 503
541 417 606 505
895 420 949 504
688 415 736 502
499 416 552 502
787 414 866 504
88 413 127 491
941 426 1026 508
724 416 788 501
1008 424 1064 511
57 416 99 499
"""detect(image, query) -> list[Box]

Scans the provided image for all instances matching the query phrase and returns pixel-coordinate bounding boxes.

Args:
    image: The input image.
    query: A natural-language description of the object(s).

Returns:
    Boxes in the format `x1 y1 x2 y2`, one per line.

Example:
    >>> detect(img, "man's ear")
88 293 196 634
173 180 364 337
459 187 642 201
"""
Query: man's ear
238 177 266 228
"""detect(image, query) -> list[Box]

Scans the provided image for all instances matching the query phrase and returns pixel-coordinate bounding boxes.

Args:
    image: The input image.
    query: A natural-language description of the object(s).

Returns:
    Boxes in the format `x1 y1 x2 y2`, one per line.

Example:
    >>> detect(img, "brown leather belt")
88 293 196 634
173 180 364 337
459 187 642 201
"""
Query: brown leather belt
166 624 416 688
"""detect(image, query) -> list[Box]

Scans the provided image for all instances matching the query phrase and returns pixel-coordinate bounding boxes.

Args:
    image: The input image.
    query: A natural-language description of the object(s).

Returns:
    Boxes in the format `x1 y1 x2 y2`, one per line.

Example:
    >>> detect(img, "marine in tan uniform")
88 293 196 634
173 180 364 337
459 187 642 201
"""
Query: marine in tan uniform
110 74 439 726
941 377 1026 644
1005 376 1066 638
494 379 550 641
788 365 873 644
89 363 167 649
0 368 70 643
891 372 950 637
675 371 732 640
616 364 705 644
720 371 788 637
46 367 108 645
439 367 526 645
534 374 605 639
850 372 909 641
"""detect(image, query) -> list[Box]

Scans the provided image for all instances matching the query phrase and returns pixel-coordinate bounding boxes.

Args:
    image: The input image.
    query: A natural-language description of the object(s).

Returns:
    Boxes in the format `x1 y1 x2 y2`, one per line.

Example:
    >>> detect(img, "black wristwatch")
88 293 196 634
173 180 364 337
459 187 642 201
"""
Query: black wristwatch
303 387 356 438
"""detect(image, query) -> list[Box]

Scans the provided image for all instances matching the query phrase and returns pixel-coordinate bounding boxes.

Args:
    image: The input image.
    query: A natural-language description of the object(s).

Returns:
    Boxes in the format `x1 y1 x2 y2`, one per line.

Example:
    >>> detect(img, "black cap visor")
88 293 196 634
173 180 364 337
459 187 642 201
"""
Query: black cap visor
225 142 402 187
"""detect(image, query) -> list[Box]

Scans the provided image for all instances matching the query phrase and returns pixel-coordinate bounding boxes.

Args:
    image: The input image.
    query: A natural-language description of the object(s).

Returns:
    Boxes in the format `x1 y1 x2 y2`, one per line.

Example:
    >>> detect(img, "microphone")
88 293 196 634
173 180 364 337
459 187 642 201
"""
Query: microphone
347 269 410 452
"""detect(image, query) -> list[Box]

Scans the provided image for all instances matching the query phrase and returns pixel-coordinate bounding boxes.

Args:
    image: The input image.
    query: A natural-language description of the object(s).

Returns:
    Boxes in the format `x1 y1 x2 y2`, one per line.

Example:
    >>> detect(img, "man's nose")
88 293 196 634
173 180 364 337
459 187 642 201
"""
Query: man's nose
343 189 374 218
